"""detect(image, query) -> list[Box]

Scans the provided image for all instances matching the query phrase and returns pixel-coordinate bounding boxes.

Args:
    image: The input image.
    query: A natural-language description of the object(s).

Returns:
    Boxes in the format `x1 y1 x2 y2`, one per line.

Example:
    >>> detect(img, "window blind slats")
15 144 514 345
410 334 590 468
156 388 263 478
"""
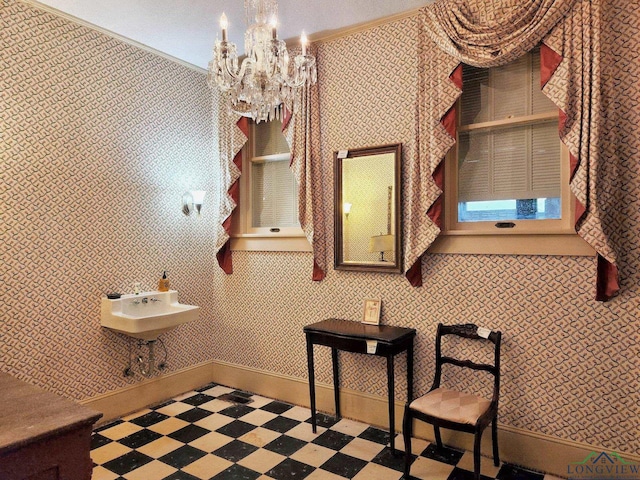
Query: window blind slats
458 131 490 201
493 55 528 120
254 119 290 157
493 128 528 196
251 160 298 228
459 123 561 202
249 118 299 230
461 67 489 125
532 123 561 196
458 48 561 205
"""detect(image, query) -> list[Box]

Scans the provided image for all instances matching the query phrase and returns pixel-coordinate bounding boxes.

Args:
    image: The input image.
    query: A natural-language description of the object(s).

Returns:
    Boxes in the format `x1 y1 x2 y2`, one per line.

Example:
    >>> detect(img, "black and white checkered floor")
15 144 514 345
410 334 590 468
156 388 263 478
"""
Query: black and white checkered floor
91 383 560 480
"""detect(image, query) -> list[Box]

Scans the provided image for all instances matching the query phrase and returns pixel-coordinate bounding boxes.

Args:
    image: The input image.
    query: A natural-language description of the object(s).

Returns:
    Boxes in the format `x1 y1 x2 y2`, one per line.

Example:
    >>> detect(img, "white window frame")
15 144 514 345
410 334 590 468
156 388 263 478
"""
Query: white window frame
230 120 311 252
431 54 594 256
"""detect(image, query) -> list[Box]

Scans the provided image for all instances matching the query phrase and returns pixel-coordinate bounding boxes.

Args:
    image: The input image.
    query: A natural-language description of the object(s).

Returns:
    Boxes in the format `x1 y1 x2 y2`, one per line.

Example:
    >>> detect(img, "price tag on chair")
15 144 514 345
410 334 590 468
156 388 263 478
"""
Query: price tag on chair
477 326 491 339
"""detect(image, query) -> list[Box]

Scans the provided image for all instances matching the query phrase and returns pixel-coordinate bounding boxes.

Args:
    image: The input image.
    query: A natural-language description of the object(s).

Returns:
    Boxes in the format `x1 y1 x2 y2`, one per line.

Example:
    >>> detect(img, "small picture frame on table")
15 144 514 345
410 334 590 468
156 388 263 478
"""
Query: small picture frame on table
362 298 381 325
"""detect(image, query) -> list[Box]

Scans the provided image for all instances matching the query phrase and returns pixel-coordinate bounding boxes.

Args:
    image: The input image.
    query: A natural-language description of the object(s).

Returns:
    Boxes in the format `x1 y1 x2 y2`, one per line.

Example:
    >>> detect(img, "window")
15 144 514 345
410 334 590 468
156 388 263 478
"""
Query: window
435 48 594 256
231 118 311 252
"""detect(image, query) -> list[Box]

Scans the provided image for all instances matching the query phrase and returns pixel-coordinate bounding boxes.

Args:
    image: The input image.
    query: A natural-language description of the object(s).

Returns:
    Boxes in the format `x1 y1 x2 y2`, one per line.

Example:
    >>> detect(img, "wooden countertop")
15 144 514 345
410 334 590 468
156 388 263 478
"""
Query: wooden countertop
0 373 102 455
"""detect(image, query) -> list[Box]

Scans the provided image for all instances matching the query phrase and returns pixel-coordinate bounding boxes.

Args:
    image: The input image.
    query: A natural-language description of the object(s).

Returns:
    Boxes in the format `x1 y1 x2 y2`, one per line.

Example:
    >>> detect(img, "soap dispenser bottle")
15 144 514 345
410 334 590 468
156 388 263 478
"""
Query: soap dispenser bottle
158 271 170 292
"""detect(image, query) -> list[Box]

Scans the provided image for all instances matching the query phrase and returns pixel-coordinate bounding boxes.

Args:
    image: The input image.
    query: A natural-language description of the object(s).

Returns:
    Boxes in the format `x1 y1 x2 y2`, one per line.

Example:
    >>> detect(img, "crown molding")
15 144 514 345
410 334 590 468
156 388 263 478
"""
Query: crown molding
20 0 207 74
307 7 422 44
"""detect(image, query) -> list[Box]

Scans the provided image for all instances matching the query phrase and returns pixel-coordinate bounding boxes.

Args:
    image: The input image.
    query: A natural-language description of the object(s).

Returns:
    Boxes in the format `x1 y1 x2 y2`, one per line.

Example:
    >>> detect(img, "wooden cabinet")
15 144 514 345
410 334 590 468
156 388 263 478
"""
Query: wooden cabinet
0 373 102 480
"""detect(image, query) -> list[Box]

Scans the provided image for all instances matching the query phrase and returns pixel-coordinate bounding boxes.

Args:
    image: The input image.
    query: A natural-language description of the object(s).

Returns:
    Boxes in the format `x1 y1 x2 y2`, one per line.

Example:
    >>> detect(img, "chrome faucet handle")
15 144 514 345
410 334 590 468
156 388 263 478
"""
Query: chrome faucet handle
133 300 141 305
150 298 161 302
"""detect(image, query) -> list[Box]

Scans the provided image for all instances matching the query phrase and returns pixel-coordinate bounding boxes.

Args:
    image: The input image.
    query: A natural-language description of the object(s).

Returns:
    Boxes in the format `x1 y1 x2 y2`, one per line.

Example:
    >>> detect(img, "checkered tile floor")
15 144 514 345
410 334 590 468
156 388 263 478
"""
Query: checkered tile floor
91 383 558 480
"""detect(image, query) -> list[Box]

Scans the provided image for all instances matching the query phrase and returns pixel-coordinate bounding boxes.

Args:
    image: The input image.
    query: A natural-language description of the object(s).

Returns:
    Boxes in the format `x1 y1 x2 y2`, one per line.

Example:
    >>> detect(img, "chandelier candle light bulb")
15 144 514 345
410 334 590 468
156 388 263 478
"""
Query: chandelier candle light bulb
220 13 228 41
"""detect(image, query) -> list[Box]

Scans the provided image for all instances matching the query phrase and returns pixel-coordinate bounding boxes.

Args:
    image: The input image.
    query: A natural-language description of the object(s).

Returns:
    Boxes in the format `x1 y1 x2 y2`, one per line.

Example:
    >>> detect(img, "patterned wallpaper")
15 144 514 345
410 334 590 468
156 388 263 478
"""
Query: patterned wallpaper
2 0 639 460
1 1 220 395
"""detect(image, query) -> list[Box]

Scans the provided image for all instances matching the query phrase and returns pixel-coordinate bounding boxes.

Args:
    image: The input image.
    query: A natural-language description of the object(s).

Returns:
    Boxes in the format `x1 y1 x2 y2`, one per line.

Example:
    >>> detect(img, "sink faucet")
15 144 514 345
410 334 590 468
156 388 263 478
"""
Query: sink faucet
142 297 149 304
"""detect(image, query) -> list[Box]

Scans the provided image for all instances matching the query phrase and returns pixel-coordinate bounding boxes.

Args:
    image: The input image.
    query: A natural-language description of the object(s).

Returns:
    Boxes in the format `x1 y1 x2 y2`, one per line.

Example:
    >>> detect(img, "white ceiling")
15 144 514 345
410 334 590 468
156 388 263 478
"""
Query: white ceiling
33 0 428 70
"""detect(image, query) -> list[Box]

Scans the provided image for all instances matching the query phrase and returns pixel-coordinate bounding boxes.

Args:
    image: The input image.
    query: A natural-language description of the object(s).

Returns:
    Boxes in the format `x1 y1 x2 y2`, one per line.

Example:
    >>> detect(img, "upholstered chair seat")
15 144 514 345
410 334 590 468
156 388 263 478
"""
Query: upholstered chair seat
409 387 491 426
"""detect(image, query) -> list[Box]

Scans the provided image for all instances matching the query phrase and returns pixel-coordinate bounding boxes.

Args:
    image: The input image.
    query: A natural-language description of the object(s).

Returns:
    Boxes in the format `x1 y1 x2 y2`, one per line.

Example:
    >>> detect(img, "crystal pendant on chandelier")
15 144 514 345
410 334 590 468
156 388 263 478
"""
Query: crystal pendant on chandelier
207 0 317 123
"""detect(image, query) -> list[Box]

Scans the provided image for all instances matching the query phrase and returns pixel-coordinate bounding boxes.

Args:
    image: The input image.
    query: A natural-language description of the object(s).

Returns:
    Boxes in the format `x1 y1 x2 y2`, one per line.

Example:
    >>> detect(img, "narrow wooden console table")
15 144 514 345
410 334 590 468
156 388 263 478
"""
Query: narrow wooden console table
0 373 102 480
304 318 416 452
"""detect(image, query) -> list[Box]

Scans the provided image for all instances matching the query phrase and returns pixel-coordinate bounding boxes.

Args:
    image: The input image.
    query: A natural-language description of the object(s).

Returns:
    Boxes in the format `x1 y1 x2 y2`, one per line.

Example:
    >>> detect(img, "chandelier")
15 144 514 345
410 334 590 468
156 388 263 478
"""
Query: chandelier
207 0 317 123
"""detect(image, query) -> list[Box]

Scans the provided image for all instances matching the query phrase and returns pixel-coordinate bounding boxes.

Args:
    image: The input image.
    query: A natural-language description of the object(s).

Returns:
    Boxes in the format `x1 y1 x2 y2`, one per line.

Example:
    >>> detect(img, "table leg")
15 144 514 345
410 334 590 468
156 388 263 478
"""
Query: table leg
331 347 340 419
387 354 395 453
407 341 414 403
306 335 317 433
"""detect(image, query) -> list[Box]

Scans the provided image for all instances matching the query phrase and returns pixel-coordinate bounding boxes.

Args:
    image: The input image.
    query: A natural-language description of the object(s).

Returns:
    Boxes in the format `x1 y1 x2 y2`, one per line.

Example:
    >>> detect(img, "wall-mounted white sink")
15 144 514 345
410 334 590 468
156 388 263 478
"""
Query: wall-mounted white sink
101 290 199 341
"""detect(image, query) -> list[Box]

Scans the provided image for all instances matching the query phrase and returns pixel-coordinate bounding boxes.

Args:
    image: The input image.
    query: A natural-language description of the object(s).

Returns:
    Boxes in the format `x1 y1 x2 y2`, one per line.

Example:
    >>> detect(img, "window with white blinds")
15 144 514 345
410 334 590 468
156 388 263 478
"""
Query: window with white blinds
456 48 561 223
251 159 299 228
230 118 309 252
248 118 300 230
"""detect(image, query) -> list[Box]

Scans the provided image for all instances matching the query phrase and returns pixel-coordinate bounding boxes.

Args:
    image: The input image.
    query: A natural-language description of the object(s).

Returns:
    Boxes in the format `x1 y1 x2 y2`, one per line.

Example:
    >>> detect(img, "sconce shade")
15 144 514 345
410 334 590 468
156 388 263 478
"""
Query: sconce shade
182 190 206 216
343 202 352 215
191 190 206 205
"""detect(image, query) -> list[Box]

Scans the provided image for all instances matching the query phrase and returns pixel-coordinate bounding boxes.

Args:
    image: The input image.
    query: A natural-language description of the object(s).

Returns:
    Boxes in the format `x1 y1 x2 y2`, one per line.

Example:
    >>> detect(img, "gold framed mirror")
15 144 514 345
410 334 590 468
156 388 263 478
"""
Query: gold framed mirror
334 144 402 273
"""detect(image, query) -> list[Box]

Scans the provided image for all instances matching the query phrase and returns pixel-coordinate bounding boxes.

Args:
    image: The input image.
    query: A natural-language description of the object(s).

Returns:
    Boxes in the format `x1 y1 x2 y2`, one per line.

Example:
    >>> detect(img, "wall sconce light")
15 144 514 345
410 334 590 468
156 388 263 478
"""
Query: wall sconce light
182 190 206 216
343 202 352 219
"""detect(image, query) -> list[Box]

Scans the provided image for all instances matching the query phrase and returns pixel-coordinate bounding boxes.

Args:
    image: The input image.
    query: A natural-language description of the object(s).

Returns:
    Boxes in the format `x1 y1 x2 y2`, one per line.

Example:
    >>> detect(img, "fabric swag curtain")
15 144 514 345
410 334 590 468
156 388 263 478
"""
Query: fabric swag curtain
410 0 620 300
283 45 327 280
213 92 249 274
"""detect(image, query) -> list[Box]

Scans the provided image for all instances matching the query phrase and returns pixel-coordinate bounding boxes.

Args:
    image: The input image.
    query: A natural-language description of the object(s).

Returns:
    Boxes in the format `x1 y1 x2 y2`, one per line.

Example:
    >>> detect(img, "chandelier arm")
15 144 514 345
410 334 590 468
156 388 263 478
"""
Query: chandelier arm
223 56 251 83
282 74 308 88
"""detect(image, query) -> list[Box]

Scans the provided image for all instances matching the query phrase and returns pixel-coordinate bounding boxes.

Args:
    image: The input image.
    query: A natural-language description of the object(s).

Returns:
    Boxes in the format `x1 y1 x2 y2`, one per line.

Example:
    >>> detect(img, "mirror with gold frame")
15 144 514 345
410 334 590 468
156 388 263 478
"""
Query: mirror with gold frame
334 144 402 273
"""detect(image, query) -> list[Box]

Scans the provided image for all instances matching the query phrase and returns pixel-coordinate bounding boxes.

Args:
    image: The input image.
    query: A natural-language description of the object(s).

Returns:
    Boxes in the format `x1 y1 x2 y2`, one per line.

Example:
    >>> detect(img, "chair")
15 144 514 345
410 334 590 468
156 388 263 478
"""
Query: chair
402 323 501 480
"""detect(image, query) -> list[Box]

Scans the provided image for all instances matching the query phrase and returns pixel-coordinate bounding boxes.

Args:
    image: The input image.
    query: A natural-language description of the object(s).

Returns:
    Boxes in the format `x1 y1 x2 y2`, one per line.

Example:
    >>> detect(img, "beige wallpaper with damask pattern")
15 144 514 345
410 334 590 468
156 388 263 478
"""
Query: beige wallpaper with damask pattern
2 0 639 458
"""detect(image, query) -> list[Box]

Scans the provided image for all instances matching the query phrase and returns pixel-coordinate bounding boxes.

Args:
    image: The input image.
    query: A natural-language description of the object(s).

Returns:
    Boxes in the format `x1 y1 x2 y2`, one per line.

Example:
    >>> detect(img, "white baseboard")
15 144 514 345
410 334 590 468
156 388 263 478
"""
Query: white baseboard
79 360 217 424
80 359 639 477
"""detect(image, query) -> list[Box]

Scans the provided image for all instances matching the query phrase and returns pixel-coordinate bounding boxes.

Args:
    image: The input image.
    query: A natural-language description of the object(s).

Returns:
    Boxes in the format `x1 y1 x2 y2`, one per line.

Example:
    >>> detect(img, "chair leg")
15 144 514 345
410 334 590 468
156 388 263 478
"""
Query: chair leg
402 405 413 478
434 425 443 449
473 432 482 480
492 416 500 466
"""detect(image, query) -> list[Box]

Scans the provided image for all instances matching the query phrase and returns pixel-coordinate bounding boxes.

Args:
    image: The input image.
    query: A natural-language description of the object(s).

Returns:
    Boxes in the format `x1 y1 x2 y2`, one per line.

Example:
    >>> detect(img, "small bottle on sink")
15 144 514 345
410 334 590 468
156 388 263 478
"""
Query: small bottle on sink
158 271 170 292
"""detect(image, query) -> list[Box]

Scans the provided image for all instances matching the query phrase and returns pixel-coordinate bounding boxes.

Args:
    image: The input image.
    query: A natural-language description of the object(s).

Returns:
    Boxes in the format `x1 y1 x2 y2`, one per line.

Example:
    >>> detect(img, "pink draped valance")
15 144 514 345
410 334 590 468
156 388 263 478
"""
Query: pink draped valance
213 91 248 274
409 0 620 300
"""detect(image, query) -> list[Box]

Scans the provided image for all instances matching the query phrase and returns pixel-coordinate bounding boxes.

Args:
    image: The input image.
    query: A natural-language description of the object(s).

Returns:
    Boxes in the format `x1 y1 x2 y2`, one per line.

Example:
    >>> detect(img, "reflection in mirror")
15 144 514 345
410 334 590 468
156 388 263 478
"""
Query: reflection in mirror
334 144 402 273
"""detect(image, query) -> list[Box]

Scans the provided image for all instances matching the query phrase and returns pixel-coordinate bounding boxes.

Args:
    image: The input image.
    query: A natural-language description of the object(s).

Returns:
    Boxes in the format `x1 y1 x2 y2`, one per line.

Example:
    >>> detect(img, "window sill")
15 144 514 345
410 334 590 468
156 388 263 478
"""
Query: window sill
428 232 595 256
231 234 312 252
